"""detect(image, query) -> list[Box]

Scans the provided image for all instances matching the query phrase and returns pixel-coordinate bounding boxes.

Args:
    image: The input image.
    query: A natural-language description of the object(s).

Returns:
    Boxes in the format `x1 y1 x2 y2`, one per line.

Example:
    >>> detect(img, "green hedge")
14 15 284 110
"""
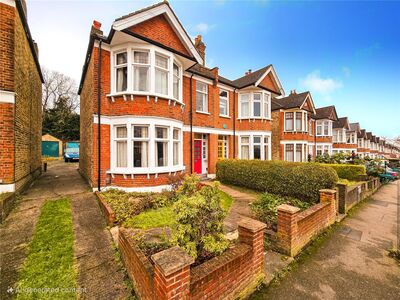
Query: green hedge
216 160 338 204
320 164 366 181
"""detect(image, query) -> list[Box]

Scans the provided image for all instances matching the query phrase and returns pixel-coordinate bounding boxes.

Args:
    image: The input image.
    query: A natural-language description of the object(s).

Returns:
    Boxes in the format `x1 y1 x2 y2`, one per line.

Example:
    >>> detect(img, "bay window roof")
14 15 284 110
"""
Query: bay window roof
333 117 350 130
271 91 315 113
312 105 338 121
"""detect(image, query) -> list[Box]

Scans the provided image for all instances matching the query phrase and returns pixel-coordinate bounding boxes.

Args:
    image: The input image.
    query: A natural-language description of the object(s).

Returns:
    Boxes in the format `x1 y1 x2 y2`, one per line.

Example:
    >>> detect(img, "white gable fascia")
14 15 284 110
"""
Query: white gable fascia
112 3 203 64
300 93 316 114
254 65 285 96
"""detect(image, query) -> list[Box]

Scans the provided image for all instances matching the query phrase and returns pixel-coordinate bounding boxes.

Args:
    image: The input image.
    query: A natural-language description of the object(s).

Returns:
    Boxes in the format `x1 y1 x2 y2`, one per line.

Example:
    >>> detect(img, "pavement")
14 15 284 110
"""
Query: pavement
250 180 400 300
0 160 130 299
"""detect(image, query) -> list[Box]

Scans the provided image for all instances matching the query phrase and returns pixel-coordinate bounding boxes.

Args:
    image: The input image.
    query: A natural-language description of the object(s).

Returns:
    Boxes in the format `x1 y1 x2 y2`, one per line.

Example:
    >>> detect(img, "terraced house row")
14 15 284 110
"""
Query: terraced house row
78 1 400 192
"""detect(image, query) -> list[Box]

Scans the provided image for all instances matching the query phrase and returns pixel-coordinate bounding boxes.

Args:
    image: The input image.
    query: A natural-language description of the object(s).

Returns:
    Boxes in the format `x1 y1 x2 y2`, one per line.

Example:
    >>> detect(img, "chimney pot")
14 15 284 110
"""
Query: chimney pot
93 20 102 30
245 69 252 76
290 89 297 95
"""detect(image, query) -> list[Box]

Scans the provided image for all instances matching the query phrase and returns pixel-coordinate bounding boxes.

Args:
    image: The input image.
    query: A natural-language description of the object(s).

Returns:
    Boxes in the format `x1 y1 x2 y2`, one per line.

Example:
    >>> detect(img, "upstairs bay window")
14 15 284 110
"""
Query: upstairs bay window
111 46 183 101
284 111 308 132
316 120 332 136
239 91 271 119
219 89 229 116
196 81 208 112
333 129 346 143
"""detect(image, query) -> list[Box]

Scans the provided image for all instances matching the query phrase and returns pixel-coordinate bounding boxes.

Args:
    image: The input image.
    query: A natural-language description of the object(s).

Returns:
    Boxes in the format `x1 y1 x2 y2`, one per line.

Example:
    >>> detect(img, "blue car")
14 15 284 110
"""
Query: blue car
64 147 79 162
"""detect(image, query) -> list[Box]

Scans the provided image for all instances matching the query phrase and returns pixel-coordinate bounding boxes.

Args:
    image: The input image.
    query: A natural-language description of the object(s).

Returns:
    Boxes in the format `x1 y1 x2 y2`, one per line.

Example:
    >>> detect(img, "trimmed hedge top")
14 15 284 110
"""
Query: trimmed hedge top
320 163 366 181
216 160 338 203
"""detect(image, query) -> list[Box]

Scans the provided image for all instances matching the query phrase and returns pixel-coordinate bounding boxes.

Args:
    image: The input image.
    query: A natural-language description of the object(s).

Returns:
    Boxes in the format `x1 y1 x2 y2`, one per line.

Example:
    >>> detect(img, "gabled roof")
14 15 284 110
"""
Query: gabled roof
358 129 367 139
312 105 338 121
333 117 350 130
231 65 284 95
187 64 234 86
366 132 373 140
349 122 360 132
271 91 315 113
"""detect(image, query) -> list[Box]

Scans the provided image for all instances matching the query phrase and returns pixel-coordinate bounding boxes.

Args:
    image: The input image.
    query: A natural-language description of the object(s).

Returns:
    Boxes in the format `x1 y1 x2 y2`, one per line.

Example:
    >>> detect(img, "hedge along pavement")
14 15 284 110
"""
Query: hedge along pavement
216 160 338 204
319 163 366 181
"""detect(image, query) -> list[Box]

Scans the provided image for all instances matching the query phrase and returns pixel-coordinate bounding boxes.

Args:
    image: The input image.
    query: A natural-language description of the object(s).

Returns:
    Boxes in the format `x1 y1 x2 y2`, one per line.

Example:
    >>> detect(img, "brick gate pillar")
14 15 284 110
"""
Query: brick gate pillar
277 204 300 256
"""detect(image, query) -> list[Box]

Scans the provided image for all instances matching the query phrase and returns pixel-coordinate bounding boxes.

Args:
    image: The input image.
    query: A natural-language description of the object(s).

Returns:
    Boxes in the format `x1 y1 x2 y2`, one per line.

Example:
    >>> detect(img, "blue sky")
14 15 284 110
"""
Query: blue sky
27 0 400 137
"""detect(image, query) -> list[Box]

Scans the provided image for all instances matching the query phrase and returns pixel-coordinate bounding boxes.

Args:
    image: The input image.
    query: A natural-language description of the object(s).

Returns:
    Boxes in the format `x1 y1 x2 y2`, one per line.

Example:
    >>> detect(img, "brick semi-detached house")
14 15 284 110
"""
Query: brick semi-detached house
78 1 285 191
79 1 400 191
0 0 43 193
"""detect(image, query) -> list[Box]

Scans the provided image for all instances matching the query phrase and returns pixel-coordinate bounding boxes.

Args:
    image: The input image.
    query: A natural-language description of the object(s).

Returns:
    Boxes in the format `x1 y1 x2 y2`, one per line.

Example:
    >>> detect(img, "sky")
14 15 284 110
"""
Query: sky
26 0 400 138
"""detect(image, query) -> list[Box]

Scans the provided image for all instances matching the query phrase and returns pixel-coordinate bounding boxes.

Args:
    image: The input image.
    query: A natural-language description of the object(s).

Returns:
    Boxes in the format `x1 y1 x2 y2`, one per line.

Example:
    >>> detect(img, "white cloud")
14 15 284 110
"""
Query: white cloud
299 70 342 95
195 23 215 34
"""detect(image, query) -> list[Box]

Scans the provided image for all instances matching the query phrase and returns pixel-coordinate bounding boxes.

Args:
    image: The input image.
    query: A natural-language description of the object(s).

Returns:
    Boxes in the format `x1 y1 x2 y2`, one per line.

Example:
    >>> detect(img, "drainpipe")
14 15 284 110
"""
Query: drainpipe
189 73 194 173
233 88 237 158
97 39 102 191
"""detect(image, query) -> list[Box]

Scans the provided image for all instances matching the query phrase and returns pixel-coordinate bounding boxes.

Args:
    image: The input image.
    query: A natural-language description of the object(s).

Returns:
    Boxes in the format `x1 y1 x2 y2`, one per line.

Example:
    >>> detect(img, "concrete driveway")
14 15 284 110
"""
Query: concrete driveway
251 180 400 299
0 161 130 299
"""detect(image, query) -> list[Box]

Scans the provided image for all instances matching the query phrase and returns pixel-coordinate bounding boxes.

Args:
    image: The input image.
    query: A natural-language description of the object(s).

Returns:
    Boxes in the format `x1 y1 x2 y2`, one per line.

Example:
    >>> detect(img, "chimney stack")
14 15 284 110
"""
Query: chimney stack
245 69 252 76
290 89 297 95
91 20 103 36
194 35 206 65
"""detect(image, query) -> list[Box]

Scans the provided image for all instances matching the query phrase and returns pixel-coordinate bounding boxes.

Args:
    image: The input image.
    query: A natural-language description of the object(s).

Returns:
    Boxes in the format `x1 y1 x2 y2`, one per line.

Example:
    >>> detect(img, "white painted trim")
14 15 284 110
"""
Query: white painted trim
107 165 185 175
237 132 272 160
184 73 213 85
112 3 203 64
217 83 235 92
0 0 15 7
94 184 171 193
254 65 285 96
0 90 15 104
0 183 15 193
183 125 234 136
208 174 216 179
93 114 183 126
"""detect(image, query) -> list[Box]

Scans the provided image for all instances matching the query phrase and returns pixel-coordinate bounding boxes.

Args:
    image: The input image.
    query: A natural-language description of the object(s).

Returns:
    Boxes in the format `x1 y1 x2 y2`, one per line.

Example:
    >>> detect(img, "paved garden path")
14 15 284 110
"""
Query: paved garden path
0 161 130 299
217 184 257 233
251 180 400 300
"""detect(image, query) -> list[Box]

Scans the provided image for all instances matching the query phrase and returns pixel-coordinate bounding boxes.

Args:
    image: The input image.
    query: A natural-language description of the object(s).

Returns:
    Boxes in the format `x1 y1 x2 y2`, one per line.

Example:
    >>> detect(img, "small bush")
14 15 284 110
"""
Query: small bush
251 193 311 230
216 160 338 203
171 176 229 263
321 163 366 181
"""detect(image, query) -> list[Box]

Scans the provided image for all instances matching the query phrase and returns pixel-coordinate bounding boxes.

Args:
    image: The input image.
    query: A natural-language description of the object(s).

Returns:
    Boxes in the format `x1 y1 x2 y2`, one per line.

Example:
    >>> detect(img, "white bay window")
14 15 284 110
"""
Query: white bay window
111 45 183 101
284 111 308 132
239 133 271 160
316 120 332 136
239 91 271 119
110 118 184 174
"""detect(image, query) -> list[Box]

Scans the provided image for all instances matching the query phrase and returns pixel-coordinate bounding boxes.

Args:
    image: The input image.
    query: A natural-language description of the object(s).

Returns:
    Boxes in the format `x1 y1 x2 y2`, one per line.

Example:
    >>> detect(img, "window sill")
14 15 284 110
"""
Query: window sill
196 111 210 115
219 115 231 119
283 131 309 134
107 165 185 175
237 117 272 121
106 91 184 106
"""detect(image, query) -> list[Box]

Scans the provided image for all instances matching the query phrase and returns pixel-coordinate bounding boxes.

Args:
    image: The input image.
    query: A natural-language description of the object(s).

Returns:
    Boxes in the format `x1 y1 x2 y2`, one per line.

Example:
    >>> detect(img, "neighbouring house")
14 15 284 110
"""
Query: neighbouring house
311 105 338 156
332 117 357 155
42 134 63 158
357 129 369 158
0 0 43 193
78 1 284 191
271 90 316 162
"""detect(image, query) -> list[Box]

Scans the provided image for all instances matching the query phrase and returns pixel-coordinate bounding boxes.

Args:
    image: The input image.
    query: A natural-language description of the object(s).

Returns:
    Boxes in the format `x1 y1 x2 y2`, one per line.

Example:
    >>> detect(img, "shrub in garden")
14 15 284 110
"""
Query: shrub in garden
171 176 229 262
216 160 338 203
251 193 311 230
320 163 366 181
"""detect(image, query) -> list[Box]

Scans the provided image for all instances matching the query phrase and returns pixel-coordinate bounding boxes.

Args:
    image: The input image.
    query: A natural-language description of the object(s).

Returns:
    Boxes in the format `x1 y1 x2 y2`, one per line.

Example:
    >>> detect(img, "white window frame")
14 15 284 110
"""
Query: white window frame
109 117 184 174
284 110 308 132
114 51 128 92
238 132 271 160
114 125 128 167
110 43 183 102
219 89 229 117
238 90 271 119
316 120 332 137
217 135 229 159
132 125 149 168
132 50 150 92
196 81 208 113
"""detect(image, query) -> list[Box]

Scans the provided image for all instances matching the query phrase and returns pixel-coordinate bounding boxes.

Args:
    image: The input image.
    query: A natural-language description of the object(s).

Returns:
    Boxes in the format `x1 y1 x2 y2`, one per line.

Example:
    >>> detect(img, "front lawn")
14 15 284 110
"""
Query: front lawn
124 206 174 229
16 198 76 299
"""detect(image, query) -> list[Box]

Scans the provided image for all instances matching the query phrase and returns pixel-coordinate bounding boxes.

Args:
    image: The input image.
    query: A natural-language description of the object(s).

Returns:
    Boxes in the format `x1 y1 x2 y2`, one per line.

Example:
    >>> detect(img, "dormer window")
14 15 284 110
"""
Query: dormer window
115 52 127 92
111 45 183 101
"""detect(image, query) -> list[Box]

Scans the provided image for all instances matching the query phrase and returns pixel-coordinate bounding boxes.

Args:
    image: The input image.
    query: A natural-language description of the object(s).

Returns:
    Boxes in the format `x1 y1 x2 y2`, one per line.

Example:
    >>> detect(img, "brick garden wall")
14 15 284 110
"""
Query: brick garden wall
119 218 266 300
277 189 337 256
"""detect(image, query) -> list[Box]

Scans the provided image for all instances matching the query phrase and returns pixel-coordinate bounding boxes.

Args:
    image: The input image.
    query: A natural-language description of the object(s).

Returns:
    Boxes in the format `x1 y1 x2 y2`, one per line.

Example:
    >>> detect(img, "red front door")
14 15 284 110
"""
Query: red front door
194 140 202 174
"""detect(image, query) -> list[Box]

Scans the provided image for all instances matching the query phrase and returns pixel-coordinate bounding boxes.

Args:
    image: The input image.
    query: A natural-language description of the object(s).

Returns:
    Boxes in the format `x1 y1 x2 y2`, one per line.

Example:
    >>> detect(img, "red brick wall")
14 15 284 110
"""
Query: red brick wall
0 103 15 184
127 14 190 57
277 189 337 256
0 3 15 91
119 219 266 300
258 73 279 94
333 143 357 149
